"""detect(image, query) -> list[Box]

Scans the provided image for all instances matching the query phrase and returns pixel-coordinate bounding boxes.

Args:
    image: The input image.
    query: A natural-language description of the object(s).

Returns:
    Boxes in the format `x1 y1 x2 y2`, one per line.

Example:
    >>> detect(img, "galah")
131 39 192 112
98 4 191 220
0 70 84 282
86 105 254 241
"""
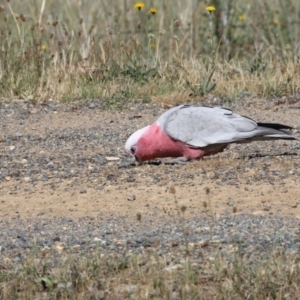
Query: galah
125 105 297 163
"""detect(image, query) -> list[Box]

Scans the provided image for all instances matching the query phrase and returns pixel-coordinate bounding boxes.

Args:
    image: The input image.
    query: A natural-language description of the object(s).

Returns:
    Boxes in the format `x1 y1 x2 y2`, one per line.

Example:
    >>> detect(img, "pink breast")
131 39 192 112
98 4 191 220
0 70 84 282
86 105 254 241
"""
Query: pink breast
137 123 205 160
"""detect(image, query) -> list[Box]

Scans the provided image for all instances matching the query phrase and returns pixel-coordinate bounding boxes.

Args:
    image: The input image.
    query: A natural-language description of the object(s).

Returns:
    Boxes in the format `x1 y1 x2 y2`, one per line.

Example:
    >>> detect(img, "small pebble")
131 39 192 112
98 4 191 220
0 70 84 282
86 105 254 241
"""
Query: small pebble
127 195 136 201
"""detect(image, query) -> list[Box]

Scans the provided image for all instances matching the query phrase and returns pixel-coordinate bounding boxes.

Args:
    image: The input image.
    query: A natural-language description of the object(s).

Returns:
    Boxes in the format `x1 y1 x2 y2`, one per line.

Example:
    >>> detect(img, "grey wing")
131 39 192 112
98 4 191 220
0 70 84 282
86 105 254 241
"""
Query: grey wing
161 105 261 147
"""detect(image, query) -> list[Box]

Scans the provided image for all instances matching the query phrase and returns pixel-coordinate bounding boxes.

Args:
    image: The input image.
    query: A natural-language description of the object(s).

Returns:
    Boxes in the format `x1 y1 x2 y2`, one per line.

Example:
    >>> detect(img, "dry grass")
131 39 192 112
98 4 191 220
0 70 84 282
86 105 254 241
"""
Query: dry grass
0 0 300 104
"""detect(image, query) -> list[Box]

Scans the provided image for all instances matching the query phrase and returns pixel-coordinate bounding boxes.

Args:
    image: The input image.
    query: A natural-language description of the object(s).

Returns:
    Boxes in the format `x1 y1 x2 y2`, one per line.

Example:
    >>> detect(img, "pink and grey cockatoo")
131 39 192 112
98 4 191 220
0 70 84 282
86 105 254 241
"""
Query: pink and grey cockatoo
125 105 297 163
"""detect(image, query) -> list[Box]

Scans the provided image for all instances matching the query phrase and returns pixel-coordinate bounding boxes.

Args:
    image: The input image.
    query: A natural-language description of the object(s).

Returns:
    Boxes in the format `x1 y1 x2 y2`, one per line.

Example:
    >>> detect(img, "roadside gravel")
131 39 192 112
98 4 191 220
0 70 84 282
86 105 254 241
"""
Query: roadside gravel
1 96 300 264
1 213 300 265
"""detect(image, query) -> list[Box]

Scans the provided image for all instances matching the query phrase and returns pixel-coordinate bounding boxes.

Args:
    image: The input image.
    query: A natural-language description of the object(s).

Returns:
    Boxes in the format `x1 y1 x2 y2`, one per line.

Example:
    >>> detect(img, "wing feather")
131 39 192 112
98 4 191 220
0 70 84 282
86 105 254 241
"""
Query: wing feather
161 105 260 147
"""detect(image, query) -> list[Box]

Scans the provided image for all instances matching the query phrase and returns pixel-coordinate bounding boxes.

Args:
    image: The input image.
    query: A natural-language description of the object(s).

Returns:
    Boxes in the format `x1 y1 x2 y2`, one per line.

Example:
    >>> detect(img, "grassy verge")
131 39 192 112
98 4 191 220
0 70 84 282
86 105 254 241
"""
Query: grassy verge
1 233 300 299
0 0 299 104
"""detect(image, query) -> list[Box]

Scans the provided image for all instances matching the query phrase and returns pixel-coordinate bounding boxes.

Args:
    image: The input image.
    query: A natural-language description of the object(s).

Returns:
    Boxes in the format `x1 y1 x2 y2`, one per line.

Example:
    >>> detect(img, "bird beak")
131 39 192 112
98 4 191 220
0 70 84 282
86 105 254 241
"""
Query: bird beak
125 149 143 165
135 156 142 164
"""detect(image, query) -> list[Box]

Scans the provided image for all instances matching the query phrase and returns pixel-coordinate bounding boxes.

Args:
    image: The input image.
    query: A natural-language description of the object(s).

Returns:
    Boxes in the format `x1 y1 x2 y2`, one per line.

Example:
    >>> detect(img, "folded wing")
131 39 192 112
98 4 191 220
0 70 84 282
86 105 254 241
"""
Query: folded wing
161 105 294 148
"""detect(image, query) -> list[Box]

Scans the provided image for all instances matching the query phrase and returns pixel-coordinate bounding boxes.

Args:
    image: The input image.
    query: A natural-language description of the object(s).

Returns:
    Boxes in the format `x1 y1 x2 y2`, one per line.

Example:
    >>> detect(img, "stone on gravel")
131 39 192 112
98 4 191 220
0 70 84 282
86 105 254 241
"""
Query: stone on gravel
105 156 120 161
127 195 136 201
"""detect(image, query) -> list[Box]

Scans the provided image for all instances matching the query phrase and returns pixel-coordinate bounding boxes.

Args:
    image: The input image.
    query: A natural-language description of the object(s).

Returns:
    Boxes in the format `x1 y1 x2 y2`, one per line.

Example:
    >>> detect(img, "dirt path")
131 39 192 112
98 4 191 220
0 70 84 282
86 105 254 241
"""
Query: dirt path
1 97 300 220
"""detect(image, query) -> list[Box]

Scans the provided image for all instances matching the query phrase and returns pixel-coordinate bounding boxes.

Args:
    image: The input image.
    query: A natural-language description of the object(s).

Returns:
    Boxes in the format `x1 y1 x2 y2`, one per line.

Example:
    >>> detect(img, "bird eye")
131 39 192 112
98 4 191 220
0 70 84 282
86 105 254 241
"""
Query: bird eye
130 146 136 154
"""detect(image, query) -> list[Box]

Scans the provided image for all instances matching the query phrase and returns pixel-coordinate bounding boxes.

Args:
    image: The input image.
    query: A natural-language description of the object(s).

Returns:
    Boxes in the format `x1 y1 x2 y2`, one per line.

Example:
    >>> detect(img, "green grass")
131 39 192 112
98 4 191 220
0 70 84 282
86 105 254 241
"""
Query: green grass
0 0 299 103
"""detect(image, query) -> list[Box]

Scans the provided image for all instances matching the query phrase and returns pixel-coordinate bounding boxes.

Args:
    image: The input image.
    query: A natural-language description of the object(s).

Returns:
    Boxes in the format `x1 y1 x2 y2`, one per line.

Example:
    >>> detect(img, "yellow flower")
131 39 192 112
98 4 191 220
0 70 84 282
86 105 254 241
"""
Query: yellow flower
238 14 247 21
273 18 280 26
134 2 145 10
206 5 216 13
149 8 158 15
150 43 156 49
41 44 47 51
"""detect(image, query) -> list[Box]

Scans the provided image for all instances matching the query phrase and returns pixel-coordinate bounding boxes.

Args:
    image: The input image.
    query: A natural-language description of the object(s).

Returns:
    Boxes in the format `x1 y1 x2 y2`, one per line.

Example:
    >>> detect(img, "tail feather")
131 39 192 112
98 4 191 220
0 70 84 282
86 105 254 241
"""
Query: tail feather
253 123 297 141
234 122 297 143
257 122 294 130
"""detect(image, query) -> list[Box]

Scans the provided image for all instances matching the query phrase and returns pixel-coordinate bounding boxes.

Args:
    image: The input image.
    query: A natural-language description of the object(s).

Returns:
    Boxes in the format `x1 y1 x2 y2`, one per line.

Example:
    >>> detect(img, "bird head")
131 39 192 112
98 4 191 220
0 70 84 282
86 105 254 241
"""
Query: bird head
125 126 150 162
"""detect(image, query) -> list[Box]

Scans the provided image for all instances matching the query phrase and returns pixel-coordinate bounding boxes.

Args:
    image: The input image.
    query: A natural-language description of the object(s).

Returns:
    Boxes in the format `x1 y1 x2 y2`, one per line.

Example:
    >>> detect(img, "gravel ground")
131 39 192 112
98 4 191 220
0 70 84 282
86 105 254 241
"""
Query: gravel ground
1 96 300 263
1 214 300 264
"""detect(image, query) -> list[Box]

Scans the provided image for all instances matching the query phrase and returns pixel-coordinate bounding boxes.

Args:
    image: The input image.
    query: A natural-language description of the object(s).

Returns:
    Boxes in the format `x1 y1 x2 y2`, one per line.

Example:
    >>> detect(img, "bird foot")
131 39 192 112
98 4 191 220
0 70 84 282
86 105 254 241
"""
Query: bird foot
162 157 190 165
